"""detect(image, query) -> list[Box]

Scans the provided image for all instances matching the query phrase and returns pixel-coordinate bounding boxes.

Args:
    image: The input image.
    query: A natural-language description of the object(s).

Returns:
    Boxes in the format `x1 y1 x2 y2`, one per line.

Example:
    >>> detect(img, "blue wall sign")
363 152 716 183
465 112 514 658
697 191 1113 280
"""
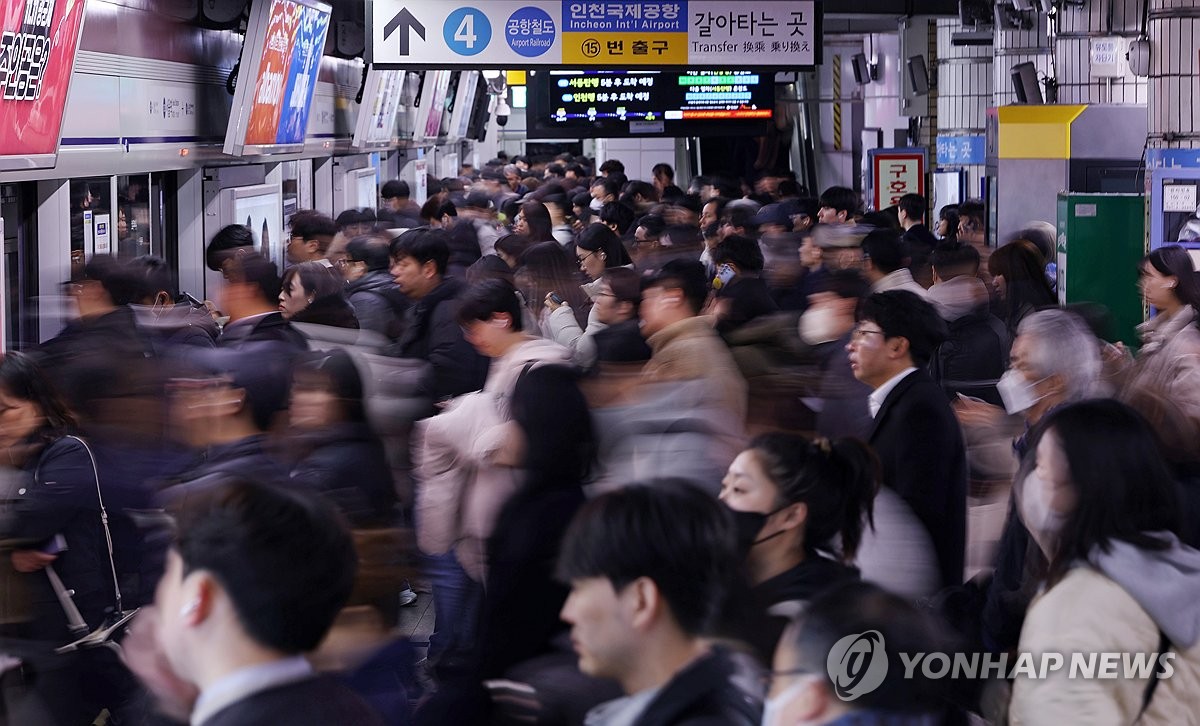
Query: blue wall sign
936 135 986 166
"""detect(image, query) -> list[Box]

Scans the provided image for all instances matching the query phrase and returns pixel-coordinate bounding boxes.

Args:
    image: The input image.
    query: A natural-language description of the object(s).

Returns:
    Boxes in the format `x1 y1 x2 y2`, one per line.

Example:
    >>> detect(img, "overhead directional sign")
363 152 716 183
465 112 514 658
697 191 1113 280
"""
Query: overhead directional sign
384 7 425 56
367 0 821 68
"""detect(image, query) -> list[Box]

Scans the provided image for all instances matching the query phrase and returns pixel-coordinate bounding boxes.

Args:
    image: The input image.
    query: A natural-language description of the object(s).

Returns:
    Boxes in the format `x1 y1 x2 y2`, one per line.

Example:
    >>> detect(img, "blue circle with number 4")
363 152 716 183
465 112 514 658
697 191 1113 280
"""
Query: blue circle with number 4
444 7 491 56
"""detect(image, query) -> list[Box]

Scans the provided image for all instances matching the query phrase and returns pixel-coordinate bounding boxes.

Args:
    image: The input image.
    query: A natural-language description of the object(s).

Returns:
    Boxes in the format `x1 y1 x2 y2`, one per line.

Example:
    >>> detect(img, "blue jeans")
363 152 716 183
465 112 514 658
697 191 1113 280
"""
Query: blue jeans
422 550 482 667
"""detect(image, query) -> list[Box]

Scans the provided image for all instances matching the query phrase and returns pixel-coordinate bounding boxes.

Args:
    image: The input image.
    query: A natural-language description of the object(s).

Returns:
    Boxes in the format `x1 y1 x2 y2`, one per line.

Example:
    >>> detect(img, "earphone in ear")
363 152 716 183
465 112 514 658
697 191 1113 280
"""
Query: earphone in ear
180 600 199 618
489 317 511 328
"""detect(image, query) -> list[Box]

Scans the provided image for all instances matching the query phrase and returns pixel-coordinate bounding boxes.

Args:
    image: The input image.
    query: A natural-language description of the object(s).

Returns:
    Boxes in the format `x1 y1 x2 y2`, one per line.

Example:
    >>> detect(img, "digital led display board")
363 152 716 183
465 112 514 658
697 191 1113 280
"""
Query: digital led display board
527 68 774 138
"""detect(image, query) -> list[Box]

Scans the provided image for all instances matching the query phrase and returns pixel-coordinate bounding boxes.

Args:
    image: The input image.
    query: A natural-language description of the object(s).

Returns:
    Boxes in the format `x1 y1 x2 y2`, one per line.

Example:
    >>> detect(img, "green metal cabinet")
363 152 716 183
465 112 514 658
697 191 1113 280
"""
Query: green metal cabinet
1056 193 1146 347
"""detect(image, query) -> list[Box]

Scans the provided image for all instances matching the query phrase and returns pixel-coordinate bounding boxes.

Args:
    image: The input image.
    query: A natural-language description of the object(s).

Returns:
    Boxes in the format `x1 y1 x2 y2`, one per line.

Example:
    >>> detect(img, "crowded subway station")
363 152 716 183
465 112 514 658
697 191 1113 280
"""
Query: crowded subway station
0 0 1199 723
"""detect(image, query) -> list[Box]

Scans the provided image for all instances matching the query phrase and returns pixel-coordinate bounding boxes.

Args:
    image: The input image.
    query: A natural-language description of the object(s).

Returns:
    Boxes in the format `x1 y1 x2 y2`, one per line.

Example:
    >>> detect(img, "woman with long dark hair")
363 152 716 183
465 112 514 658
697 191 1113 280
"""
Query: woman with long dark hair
719 433 878 658
512 199 555 244
515 241 590 335
279 261 359 329
1008 399 1199 723
1109 244 1200 423
987 238 1056 335
545 223 634 367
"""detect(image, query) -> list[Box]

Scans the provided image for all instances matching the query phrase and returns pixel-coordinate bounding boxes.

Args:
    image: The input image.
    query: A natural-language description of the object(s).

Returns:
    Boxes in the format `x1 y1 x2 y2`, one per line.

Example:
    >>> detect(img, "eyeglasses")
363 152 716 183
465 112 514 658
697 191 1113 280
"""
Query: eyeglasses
851 326 886 342
759 666 813 690
577 250 596 264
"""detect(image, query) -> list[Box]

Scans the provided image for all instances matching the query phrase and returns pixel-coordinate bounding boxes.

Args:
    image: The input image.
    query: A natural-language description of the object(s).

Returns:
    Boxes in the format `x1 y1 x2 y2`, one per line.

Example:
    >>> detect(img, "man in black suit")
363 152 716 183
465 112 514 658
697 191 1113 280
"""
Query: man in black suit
847 290 966 587
128 480 383 725
898 193 940 288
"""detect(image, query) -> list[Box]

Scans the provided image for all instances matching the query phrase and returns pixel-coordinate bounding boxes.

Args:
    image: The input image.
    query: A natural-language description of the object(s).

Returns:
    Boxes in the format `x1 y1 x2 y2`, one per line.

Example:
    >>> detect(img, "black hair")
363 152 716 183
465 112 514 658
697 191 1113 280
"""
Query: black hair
1143 244 1200 310
675 193 703 216
346 234 392 272
635 213 667 240
722 206 759 236
816 269 870 300
790 581 951 713
556 482 739 636
466 254 515 285
818 186 860 217
495 233 534 266
418 197 443 224
860 210 900 231
206 224 256 272
1030 399 1183 587
225 252 281 306
520 199 555 243
710 176 741 200
626 180 659 204
381 179 410 199
860 228 907 275
82 255 143 307
748 434 878 561
0 352 76 439
712 234 765 273
599 159 625 175
599 201 637 235
545 163 566 178
390 228 450 276
292 349 367 424
456 277 524 331
130 255 179 301
282 261 344 301
897 193 927 223
602 267 643 306
288 210 338 252
662 224 704 250
956 199 984 232
651 162 674 181
703 196 730 220
174 480 357 654
576 223 632 267
792 197 820 221
857 291 948 366
566 163 586 178
930 242 981 280
606 171 628 189
988 239 1055 326
518 242 590 326
778 179 801 198
643 259 708 315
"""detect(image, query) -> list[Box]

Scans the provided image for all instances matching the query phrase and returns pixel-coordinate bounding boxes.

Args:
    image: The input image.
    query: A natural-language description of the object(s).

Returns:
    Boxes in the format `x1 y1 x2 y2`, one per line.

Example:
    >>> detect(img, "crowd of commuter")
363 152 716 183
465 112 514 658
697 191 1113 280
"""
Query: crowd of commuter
0 152 1197 725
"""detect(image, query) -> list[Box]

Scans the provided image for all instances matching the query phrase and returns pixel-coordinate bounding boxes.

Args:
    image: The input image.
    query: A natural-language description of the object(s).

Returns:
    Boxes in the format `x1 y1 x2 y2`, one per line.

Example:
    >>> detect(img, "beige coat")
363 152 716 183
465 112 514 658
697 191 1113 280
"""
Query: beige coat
643 316 748 427
1009 567 1200 726
1125 305 1200 423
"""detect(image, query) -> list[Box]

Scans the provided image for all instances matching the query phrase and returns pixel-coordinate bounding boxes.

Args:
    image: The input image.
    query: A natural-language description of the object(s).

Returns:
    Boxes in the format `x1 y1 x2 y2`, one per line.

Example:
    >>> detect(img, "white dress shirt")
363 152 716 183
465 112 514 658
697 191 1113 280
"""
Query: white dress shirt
191 656 314 726
868 367 917 418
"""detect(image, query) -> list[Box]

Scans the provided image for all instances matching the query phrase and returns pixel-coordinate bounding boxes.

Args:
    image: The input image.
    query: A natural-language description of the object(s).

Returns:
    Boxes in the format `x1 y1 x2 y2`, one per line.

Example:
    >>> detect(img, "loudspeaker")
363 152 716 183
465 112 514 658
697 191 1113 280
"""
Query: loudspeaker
907 55 930 95
1011 62 1043 104
852 53 873 85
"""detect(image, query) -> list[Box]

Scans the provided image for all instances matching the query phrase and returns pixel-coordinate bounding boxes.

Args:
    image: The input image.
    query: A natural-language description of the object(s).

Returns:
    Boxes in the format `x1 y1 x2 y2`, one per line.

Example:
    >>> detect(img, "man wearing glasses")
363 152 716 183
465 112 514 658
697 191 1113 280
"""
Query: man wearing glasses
846 291 966 589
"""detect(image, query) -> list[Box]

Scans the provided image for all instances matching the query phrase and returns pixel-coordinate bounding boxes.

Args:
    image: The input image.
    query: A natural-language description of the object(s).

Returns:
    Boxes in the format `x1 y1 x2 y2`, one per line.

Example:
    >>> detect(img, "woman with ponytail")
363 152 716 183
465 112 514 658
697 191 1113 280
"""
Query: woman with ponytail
719 433 880 659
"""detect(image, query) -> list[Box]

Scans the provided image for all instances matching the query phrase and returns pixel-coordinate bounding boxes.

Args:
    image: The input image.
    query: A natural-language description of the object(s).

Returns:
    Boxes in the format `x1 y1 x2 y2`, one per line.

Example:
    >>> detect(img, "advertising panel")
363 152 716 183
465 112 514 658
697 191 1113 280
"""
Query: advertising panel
352 67 405 149
225 0 332 156
0 0 88 170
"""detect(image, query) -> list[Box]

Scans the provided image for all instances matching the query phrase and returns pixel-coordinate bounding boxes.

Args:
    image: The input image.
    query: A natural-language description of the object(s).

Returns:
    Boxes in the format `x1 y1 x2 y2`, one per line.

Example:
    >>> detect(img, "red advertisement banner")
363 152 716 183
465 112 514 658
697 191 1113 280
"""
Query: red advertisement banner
0 0 88 158
245 0 299 146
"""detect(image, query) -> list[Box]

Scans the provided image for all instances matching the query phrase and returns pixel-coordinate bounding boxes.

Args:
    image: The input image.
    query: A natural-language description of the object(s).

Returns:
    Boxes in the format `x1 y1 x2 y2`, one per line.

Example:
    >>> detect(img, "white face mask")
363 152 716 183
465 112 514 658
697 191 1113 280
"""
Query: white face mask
799 306 842 345
996 369 1048 415
1019 468 1069 535
762 676 815 726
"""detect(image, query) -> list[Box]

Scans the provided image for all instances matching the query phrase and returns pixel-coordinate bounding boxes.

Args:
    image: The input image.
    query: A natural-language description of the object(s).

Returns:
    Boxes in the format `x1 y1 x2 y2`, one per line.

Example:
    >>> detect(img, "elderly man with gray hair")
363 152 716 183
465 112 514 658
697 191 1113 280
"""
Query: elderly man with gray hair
955 307 1111 654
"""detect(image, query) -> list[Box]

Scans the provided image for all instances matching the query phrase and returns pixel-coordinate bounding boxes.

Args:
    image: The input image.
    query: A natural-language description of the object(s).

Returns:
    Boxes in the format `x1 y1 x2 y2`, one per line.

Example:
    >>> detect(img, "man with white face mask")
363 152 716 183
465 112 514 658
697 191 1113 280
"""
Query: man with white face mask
765 581 947 726
799 271 872 441
954 308 1107 655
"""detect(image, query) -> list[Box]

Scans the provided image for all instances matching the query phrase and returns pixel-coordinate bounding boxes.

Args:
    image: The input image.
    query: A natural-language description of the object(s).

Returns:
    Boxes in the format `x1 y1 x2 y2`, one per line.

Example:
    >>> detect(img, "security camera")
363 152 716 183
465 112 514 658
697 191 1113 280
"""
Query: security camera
1127 37 1150 78
495 98 511 126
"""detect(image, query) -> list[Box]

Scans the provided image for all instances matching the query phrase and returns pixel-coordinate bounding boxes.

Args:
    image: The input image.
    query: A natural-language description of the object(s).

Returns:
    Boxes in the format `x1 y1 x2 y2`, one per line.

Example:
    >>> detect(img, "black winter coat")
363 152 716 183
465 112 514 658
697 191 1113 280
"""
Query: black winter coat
289 422 397 528
291 295 359 330
635 647 761 726
392 277 489 401
218 311 309 351
929 307 1009 406
346 271 408 341
715 276 779 335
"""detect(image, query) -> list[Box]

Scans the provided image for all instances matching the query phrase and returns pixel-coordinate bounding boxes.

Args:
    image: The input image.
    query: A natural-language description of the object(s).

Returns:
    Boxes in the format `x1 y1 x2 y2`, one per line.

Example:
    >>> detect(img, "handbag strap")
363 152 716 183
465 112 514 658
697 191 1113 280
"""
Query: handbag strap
61 436 124 615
